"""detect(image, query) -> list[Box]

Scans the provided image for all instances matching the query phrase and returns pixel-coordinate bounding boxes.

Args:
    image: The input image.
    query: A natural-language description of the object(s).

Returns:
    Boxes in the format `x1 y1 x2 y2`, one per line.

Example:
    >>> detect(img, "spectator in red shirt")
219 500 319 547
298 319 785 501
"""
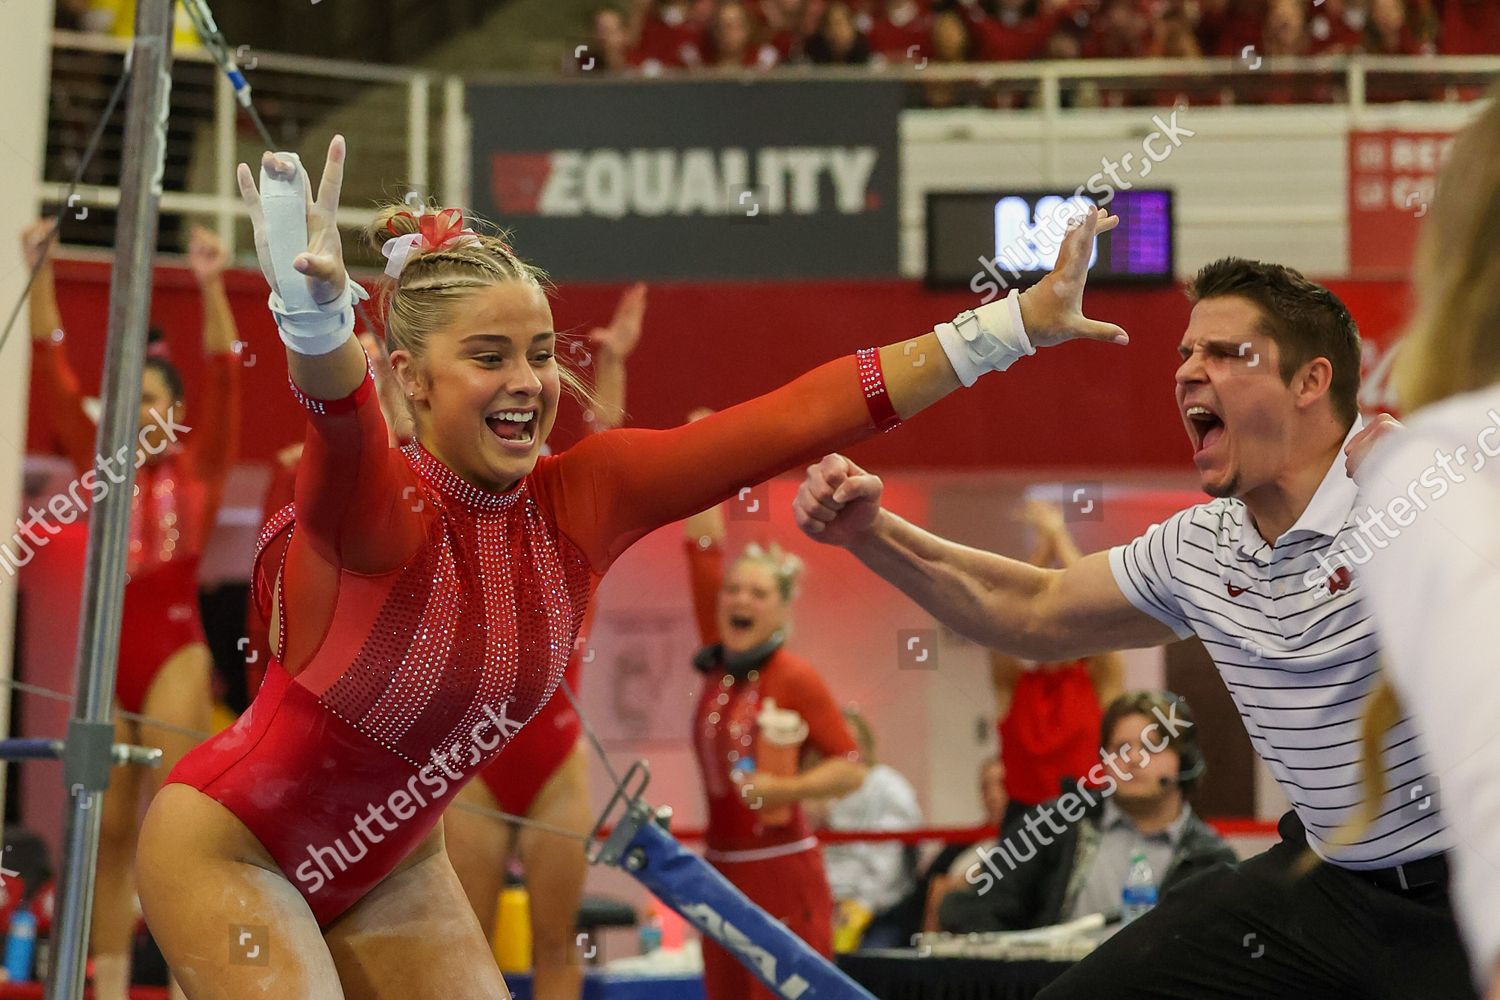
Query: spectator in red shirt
1196 0 1262 57
632 0 706 68
1308 0 1369 53
1437 0 1500 53
805 1 873 62
1360 0 1430 54
759 0 822 61
866 0 931 65
703 0 781 67
1082 0 1153 59
972 0 1071 61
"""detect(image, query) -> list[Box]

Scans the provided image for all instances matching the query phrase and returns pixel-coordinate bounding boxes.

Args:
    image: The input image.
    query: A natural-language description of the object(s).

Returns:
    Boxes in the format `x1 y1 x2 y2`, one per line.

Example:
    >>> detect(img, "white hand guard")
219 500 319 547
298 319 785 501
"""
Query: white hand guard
260 152 367 356
934 288 1034 387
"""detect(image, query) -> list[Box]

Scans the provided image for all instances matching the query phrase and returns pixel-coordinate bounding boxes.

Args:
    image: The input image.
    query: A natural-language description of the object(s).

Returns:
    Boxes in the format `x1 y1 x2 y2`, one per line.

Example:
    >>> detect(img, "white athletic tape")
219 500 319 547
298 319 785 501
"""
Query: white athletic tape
258 150 368 356
935 288 1033 387
260 152 315 312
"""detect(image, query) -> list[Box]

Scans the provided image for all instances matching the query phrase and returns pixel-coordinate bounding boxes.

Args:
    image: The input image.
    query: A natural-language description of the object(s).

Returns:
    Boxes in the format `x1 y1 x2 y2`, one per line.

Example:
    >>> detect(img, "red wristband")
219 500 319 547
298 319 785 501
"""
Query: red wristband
856 347 901 433
289 357 375 415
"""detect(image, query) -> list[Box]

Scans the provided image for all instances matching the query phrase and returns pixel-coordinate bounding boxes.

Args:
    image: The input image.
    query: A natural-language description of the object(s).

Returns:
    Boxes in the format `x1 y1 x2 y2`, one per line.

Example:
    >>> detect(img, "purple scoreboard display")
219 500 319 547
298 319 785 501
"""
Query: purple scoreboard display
925 189 1175 290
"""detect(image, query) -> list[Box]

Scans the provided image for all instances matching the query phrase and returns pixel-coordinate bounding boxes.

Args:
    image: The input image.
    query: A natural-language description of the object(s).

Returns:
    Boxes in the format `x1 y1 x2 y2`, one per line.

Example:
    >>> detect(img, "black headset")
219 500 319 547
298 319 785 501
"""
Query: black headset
1101 689 1206 790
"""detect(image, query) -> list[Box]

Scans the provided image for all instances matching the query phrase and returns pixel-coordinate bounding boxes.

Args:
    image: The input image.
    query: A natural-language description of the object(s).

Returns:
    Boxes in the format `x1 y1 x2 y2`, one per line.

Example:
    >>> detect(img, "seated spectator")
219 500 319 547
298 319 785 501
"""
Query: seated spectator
805 1 872 62
866 0 931 66
760 0 821 61
1438 0 1500 54
1196 0 1263 57
1263 0 1314 56
1151 12 1204 57
922 10 991 107
1083 0 1153 59
936 691 1237 933
1248 0 1334 104
1043 24 1084 60
1359 0 1432 53
633 0 707 69
818 709 922 948
915 758 1009 934
969 0 1074 62
703 0 781 67
1309 0 1369 53
576 6 646 74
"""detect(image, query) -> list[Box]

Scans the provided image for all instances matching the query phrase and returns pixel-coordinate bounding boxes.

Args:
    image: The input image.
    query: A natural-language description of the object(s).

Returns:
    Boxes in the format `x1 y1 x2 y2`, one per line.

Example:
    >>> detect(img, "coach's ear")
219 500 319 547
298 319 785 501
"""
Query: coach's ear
1290 355 1334 412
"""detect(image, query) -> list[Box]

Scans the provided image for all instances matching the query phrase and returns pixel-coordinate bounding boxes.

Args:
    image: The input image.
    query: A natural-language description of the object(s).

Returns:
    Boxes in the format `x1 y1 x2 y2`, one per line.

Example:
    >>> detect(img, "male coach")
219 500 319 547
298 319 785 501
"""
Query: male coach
792 258 1475 998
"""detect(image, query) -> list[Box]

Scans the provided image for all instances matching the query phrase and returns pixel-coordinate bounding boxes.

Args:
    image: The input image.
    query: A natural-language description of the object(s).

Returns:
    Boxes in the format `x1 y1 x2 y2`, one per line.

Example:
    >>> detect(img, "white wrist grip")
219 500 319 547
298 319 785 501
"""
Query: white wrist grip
935 288 1033 387
267 281 368 357
259 150 366 356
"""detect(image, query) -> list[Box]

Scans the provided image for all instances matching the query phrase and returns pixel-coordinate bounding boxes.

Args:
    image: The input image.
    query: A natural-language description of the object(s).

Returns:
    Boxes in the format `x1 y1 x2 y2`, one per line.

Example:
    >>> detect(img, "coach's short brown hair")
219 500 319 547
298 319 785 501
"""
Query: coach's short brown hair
1188 258 1362 427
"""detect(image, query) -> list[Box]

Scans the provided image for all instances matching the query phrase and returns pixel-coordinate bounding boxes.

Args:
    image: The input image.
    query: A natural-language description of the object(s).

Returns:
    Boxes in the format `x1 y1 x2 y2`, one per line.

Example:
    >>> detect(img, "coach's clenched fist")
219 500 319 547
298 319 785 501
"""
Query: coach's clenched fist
793 454 885 546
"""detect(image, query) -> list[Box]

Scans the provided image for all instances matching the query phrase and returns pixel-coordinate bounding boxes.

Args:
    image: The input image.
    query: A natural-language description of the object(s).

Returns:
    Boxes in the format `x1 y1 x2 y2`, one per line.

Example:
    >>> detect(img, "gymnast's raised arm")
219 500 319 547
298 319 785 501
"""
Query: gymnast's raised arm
537 203 1133 572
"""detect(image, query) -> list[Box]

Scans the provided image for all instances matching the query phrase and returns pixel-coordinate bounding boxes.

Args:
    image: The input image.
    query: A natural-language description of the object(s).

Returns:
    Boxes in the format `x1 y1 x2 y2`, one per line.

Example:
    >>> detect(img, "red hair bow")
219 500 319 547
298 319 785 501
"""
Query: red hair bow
386 207 472 251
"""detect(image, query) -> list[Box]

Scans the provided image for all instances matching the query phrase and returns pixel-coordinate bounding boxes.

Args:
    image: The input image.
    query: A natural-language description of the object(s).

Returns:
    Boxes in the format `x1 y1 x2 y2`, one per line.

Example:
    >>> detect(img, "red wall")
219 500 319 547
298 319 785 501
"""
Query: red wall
30 259 1414 471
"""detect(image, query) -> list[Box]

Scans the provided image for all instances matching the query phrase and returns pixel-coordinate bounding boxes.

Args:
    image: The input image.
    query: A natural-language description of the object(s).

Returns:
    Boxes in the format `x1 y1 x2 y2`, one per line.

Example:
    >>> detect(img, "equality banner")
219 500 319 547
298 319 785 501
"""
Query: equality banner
1347 129 1456 279
467 80 902 281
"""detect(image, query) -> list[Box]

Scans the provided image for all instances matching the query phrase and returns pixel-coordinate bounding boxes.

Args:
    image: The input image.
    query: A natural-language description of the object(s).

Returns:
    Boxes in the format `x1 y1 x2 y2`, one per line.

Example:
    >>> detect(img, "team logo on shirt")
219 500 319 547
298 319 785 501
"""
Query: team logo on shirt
1326 566 1352 594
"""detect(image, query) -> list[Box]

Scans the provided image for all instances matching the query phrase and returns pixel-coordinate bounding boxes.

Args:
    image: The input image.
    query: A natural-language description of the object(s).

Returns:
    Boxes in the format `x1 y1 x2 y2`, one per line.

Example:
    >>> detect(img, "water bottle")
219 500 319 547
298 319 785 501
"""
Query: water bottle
638 903 663 956
1121 851 1157 925
4 909 37 982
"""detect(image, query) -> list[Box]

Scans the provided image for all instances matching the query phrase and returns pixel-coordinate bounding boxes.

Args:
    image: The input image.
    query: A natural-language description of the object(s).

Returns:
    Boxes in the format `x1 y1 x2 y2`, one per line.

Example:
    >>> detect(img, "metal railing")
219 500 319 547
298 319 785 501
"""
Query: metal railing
44 30 469 269
40 33 1500 267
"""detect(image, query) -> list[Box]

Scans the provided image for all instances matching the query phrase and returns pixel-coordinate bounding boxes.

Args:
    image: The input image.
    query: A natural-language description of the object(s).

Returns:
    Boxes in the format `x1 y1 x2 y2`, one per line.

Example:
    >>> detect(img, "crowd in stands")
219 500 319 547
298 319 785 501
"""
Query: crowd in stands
576 0 1500 95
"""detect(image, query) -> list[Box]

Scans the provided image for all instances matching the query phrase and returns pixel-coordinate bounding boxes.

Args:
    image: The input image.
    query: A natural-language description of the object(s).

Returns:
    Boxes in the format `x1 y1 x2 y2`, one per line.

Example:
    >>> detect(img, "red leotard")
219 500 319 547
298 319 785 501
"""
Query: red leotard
243 458 299 701
166 353 882 927
248 457 587 816
31 337 239 715
475 608 591 816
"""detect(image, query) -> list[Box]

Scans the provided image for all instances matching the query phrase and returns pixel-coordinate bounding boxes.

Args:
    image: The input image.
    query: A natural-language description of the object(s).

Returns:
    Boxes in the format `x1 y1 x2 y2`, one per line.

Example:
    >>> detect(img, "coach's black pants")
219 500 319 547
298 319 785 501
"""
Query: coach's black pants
1036 811 1478 1000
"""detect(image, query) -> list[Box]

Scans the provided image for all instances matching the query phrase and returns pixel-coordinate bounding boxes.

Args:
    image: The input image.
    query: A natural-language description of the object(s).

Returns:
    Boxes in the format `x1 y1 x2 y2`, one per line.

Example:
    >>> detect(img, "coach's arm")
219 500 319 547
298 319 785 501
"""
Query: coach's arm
792 454 1179 661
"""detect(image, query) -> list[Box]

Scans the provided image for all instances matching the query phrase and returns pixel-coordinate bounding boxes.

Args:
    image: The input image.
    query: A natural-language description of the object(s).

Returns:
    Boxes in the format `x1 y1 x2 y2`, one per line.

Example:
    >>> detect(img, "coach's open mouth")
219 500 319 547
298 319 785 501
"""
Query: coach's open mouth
1185 403 1226 457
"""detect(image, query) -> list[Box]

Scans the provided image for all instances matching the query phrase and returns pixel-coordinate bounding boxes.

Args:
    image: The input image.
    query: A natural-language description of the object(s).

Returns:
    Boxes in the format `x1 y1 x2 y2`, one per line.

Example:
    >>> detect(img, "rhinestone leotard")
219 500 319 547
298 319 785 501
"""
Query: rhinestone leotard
165 353 884 926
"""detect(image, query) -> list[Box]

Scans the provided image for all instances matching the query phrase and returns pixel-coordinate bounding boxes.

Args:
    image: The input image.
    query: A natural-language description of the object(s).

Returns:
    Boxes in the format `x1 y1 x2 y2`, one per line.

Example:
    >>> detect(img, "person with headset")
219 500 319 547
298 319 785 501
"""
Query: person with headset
934 691 1236 932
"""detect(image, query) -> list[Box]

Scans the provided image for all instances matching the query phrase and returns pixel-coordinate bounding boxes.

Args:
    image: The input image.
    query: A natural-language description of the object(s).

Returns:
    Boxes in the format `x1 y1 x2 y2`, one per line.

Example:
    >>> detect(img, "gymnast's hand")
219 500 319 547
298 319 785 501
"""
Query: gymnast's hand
1344 412 1402 485
236 134 348 306
793 453 885 547
1017 206 1129 349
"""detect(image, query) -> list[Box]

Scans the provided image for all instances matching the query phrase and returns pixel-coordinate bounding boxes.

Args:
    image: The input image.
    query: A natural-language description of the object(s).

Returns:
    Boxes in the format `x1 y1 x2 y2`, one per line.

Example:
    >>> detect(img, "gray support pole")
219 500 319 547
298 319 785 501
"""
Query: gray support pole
45 2 175 998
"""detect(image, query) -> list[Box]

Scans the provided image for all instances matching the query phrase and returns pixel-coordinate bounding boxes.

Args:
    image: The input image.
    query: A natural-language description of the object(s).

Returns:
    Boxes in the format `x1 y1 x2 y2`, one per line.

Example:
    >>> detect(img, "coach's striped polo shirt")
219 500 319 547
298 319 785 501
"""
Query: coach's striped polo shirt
1108 420 1449 869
